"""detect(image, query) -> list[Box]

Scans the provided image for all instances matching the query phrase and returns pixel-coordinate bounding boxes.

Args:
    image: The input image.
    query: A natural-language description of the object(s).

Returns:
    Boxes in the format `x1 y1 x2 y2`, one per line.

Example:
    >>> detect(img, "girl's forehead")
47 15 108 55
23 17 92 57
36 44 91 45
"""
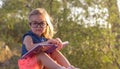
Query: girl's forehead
29 15 46 22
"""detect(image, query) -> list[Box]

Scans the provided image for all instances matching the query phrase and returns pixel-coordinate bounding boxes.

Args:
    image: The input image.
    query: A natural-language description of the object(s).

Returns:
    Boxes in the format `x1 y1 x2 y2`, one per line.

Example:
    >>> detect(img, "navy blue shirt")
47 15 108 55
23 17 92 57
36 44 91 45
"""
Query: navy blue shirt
21 31 47 56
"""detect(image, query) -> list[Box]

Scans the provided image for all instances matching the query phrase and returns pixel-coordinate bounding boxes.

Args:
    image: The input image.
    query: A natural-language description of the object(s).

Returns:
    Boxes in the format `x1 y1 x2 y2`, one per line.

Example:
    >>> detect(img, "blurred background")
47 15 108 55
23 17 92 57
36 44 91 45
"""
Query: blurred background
0 0 120 69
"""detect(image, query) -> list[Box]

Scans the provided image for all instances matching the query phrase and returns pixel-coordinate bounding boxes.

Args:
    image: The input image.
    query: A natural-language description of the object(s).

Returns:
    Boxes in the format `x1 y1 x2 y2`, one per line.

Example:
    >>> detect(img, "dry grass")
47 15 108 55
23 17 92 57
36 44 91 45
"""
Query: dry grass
0 41 20 69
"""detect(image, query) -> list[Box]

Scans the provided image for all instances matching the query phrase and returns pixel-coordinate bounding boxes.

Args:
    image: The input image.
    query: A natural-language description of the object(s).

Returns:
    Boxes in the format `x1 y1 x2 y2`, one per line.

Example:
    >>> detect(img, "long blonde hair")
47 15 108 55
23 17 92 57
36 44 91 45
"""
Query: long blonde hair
28 8 54 39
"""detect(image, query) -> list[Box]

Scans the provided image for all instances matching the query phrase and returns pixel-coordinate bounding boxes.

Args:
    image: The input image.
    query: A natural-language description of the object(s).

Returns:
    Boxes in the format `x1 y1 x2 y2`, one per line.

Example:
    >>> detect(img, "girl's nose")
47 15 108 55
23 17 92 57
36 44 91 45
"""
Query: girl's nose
37 25 41 28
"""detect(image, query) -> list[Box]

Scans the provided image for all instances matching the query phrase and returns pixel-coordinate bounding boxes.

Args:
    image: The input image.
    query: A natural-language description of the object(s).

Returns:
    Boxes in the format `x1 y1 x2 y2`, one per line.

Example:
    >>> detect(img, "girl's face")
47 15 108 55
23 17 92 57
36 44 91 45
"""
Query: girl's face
29 15 47 37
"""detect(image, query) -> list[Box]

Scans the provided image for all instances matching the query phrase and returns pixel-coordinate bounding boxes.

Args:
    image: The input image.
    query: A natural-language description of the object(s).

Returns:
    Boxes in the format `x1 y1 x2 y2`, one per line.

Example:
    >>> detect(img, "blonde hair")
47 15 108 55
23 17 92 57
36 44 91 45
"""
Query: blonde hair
28 8 54 39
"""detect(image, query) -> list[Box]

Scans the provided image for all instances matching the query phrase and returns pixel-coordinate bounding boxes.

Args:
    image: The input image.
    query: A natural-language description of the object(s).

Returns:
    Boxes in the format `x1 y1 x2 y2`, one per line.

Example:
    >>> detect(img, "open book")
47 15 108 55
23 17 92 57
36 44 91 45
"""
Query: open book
21 41 69 59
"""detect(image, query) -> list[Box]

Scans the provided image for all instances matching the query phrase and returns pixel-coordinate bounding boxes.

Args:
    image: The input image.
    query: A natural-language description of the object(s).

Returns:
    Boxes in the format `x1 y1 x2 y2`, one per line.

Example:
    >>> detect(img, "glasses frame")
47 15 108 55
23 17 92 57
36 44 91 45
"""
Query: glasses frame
29 21 47 28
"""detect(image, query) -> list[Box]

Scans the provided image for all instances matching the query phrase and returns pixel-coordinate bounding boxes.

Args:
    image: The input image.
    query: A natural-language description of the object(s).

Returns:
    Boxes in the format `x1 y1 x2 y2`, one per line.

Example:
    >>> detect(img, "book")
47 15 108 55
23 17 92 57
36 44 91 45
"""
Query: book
21 41 69 59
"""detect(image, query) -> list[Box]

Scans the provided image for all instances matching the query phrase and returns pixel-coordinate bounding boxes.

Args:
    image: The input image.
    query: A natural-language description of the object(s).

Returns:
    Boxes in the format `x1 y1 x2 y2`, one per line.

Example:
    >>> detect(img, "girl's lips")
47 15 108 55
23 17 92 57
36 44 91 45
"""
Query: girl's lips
36 28 44 33
36 28 42 31
36 30 42 32
37 29 41 31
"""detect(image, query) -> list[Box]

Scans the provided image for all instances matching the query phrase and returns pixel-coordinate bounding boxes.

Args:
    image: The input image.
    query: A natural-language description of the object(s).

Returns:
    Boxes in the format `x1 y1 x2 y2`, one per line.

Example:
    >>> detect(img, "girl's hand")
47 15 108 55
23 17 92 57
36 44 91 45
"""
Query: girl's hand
36 42 51 52
40 46 51 51
47 38 63 50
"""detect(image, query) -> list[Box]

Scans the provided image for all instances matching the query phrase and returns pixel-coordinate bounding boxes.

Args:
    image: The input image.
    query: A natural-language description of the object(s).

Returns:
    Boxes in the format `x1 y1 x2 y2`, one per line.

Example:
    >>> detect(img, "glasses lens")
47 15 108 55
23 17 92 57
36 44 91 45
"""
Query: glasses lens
30 21 46 28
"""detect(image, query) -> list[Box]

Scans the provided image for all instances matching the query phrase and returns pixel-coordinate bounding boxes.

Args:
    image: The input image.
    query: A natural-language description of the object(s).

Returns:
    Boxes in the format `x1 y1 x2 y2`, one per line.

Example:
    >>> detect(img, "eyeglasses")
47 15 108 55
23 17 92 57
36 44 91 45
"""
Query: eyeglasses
29 21 47 28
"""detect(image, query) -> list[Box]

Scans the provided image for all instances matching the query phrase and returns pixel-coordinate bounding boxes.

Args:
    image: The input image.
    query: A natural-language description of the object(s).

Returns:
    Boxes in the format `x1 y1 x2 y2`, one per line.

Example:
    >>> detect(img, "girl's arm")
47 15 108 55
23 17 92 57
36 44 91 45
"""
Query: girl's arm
23 35 47 51
23 35 35 51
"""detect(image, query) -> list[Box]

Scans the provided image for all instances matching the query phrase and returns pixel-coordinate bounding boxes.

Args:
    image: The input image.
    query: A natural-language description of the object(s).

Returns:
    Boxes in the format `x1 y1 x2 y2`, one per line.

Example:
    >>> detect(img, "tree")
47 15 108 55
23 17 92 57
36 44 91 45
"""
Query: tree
0 0 120 69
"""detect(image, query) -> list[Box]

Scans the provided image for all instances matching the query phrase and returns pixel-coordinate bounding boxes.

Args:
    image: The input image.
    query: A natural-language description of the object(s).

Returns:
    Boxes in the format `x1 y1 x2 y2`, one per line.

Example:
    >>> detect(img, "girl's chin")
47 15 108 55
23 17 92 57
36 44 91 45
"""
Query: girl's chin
36 34 42 36
36 30 42 33
36 32 42 36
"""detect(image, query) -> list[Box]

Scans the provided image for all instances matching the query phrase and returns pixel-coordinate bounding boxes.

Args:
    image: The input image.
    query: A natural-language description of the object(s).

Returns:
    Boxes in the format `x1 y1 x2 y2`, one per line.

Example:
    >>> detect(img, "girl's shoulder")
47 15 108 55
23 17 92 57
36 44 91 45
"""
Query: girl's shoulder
22 31 48 42
22 31 33 40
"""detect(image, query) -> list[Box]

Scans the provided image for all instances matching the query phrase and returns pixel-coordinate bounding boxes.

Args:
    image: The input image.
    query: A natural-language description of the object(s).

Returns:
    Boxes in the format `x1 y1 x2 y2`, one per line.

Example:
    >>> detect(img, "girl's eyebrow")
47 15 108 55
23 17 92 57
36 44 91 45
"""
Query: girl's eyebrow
30 21 45 23
30 21 46 24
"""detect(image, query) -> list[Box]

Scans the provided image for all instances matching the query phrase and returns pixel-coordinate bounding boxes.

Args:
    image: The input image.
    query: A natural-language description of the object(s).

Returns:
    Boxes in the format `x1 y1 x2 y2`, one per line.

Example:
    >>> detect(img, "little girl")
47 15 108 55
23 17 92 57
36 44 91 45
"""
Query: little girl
18 8 78 69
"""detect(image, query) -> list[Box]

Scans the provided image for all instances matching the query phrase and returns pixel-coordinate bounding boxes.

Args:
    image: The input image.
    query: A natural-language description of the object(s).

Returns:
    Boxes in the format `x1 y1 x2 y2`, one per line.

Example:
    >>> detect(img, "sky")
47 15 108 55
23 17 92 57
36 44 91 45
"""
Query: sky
68 0 120 28
0 0 2 8
117 0 120 12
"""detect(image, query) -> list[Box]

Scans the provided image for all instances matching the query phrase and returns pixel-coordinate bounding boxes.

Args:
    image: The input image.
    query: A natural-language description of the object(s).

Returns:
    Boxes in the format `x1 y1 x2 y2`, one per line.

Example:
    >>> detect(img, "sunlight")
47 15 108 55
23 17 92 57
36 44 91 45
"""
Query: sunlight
68 4 110 28
117 0 120 12
0 0 3 8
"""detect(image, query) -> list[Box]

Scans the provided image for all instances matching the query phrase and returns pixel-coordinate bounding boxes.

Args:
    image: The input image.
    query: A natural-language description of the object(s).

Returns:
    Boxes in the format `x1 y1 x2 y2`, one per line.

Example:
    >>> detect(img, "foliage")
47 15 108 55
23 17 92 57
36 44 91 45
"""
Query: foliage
0 0 120 69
